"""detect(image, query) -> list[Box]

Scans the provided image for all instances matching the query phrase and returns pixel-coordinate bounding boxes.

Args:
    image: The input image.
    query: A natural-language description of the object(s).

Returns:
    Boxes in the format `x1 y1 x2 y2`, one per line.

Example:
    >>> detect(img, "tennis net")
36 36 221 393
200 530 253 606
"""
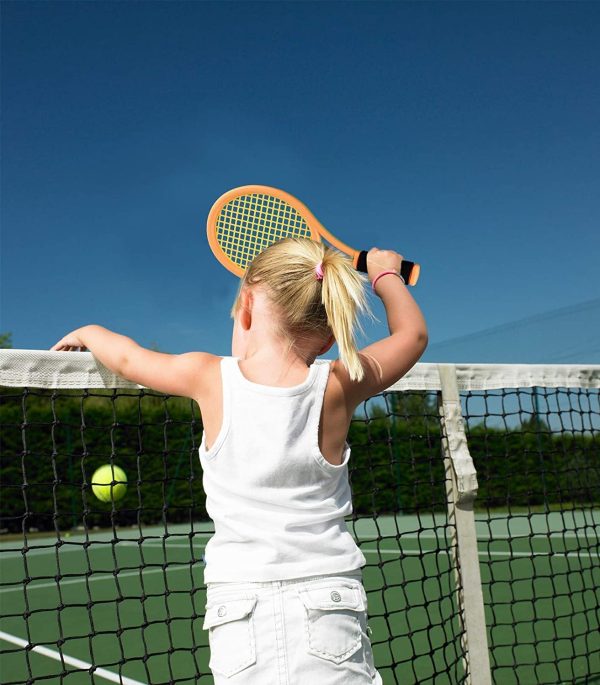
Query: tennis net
0 350 598 685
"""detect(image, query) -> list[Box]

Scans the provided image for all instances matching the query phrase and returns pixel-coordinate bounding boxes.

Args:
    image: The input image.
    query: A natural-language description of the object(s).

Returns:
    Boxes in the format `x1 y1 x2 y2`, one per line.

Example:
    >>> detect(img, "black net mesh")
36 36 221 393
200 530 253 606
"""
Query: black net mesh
462 386 600 685
0 376 598 684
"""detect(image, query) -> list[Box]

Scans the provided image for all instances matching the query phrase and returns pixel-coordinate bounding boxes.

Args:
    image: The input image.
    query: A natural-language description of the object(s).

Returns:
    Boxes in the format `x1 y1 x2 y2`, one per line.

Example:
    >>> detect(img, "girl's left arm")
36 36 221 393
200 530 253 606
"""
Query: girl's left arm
51 325 213 400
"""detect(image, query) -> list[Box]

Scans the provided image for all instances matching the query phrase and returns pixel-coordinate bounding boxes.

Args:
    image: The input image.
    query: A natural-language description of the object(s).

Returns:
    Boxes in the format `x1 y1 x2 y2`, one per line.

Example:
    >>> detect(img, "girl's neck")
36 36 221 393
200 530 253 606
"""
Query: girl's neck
236 351 315 388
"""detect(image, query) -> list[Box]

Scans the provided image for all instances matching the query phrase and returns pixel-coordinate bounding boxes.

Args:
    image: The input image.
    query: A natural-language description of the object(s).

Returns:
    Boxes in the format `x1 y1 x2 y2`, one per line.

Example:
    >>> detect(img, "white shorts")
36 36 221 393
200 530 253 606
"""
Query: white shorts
204 571 383 684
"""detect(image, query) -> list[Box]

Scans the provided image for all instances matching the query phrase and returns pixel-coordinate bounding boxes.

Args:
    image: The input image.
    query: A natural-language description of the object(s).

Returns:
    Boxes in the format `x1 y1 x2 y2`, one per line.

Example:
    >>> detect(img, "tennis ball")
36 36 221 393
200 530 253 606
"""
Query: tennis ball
91 464 128 503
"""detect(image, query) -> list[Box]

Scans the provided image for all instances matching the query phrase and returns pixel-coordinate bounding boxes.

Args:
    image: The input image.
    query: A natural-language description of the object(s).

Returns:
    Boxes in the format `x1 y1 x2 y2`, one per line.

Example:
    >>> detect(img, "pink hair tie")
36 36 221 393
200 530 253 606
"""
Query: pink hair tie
315 261 324 281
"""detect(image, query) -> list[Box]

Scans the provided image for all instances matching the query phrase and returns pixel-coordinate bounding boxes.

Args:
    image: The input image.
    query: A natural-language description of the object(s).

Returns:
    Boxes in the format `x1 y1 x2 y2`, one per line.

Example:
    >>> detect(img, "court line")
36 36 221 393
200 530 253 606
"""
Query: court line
0 530 592 558
0 564 198 594
0 630 146 685
0 530 591 556
1 546 597 596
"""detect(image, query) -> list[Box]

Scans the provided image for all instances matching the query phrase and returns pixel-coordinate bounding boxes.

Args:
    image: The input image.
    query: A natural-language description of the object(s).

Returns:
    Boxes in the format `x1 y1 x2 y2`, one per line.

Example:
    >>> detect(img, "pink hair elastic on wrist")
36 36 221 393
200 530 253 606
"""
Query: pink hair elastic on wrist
315 261 324 280
372 270 405 292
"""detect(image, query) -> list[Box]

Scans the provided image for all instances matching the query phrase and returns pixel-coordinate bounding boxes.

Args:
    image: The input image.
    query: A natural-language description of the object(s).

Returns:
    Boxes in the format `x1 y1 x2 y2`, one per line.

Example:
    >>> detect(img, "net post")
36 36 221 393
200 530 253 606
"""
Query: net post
438 364 492 685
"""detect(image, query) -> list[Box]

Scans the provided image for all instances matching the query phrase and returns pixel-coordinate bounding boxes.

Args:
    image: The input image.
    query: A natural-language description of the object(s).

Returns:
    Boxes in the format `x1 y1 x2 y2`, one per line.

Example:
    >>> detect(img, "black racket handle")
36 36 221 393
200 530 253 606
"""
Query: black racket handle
356 251 419 286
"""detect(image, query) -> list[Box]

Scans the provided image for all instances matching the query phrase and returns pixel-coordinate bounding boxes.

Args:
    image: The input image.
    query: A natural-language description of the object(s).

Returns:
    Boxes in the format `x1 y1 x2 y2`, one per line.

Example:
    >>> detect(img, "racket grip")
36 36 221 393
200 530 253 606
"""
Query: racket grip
356 251 420 286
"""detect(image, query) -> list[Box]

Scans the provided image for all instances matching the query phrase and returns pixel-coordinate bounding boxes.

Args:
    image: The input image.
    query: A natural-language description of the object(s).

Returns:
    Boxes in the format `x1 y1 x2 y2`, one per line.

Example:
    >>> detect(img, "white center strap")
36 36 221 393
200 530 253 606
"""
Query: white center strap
438 364 478 502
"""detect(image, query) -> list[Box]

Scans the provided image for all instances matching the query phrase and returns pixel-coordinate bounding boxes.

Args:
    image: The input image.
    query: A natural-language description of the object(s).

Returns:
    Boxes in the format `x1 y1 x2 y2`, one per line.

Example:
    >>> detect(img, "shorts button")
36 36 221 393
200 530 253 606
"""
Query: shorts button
330 591 341 603
217 605 227 617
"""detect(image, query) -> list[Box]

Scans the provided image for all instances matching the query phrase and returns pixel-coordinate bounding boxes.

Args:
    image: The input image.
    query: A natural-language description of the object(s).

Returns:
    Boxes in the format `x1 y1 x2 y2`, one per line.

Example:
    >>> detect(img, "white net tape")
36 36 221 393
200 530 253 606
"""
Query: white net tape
1 349 598 391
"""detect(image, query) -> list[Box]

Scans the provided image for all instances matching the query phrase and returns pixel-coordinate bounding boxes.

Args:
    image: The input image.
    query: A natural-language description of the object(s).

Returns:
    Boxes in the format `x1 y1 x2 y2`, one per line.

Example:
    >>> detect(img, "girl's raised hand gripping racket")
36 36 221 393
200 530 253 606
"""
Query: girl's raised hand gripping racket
207 185 420 285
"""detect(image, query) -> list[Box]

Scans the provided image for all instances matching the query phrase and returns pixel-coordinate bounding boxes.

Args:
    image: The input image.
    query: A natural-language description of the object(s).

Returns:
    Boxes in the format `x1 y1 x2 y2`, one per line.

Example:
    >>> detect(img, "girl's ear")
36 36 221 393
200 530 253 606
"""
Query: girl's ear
239 288 253 331
318 335 335 356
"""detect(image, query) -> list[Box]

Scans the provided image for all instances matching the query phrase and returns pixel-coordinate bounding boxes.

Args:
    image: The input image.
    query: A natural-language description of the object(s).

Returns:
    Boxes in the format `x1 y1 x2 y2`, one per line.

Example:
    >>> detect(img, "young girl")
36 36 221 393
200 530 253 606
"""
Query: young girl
52 239 427 684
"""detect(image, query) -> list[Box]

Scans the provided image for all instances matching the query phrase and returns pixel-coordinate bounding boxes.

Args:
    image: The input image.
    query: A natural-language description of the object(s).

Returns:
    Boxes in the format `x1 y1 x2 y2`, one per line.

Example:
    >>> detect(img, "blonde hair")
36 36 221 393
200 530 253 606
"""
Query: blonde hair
230 238 371 381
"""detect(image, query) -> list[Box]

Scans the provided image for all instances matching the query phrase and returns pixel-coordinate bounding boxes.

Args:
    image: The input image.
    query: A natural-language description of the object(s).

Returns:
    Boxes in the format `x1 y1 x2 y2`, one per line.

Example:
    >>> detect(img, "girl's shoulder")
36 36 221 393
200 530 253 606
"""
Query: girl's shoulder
197 352 226 383
329 354 386 415
175 352 223 403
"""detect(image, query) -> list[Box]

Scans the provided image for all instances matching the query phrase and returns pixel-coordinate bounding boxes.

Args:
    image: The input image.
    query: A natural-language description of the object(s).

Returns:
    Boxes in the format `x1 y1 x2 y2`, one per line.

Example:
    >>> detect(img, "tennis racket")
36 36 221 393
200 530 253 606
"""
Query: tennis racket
206 185 420 285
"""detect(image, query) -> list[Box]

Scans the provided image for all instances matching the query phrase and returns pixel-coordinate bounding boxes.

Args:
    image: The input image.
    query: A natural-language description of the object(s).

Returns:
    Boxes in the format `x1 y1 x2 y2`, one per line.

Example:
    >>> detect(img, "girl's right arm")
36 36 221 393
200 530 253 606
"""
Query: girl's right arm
51 325 218 402
334 247 428 411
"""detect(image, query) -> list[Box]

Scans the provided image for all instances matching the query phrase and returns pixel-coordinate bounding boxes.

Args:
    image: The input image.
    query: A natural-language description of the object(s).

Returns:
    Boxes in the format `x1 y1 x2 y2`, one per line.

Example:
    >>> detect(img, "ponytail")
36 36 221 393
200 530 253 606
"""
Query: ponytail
319 249 369 381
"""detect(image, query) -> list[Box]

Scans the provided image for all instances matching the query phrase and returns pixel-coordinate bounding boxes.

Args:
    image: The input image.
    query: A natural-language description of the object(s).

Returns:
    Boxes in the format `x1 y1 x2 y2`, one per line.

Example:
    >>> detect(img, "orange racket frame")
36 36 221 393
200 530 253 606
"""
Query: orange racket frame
207 185 420 285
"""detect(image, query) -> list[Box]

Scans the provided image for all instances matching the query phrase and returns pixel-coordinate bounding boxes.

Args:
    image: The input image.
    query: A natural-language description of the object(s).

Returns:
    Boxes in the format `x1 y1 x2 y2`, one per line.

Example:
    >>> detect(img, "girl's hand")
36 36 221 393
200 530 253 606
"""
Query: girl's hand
366 247 404 284
51 330 88 352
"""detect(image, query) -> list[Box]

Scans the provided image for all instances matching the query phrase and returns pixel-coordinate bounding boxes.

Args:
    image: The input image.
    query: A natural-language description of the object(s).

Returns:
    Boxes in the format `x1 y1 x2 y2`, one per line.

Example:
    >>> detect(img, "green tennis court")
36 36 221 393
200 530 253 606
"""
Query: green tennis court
1 512 597 685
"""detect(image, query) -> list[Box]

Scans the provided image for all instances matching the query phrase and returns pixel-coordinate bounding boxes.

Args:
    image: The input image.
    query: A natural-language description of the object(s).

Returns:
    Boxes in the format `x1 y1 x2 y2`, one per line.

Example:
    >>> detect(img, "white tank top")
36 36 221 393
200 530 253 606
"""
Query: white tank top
199 356 366 582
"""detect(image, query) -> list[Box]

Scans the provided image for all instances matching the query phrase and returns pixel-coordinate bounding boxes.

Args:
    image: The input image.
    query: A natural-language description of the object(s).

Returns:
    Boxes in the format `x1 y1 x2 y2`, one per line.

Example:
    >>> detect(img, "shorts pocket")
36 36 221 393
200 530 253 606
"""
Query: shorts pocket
297 582 365 664
203 594 257 677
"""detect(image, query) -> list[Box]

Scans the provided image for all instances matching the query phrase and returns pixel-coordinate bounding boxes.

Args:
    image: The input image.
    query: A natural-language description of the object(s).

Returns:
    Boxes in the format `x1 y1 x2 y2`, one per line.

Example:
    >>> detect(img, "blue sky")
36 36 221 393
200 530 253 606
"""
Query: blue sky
2 1 599 363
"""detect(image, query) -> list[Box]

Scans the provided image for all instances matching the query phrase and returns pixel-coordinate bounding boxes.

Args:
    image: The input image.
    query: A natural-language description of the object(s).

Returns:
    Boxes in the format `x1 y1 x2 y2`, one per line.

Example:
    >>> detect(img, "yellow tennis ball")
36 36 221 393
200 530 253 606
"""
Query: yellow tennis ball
91 464 128 503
